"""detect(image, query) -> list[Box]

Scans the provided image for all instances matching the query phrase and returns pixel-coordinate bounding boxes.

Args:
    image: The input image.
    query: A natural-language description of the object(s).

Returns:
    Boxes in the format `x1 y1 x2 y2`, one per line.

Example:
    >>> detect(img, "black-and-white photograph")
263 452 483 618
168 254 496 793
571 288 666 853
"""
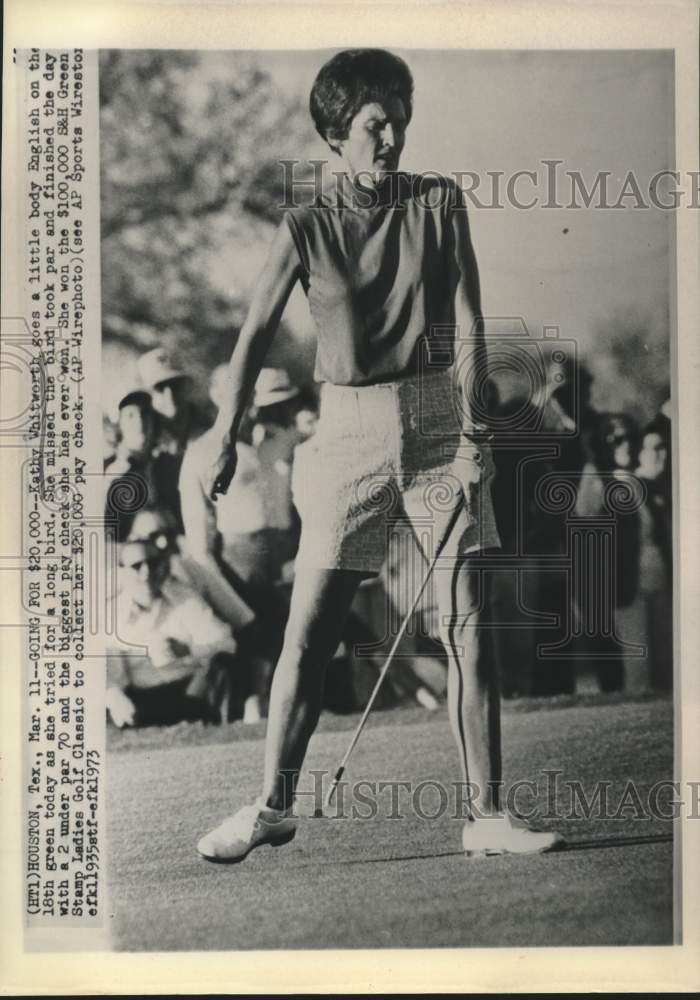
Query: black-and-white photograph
95 45 678 952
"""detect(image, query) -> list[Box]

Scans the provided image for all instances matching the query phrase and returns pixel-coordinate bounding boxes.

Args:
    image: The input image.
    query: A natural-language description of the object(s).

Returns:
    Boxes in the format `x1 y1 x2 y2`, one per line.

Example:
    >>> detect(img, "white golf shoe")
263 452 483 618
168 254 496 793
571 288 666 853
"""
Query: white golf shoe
197 799 297 863
462 814 565 858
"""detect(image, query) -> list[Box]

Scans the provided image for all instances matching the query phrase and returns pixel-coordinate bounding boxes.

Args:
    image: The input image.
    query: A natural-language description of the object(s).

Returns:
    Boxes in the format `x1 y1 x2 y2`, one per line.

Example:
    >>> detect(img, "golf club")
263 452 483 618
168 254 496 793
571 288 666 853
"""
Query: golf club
323 494 466 811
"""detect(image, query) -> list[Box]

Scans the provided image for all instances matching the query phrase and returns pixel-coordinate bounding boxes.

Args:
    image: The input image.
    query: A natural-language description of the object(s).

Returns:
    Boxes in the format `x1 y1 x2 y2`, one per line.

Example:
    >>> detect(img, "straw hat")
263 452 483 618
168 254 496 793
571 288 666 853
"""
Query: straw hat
253 368 300 409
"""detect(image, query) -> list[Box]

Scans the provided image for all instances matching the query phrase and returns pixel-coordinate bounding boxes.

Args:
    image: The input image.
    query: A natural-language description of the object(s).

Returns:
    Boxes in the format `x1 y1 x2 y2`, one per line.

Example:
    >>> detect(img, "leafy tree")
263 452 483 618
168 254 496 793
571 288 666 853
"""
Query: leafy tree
99 50 316 392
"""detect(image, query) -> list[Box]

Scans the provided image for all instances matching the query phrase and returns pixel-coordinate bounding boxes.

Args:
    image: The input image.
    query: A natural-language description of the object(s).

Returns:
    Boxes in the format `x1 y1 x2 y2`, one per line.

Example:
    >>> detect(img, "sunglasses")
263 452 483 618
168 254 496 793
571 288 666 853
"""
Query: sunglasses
120 554 166 573
119 531 171 570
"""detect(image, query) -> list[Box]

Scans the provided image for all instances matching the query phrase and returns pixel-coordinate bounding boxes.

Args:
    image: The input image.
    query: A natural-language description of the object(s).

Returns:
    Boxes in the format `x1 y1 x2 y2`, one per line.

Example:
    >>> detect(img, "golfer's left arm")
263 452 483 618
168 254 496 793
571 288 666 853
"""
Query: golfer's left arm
450 188 489 437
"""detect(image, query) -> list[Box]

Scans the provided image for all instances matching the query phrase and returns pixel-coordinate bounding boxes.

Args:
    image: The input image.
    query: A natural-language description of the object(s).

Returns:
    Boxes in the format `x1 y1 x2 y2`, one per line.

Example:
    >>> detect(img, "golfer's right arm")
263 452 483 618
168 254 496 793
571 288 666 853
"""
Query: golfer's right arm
205 221 301 500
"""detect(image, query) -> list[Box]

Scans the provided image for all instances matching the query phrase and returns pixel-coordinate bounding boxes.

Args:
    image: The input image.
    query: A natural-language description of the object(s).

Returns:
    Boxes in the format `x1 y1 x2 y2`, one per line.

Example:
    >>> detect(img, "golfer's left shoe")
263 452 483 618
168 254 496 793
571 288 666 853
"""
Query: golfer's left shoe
462 814 565 858
197 799 297 863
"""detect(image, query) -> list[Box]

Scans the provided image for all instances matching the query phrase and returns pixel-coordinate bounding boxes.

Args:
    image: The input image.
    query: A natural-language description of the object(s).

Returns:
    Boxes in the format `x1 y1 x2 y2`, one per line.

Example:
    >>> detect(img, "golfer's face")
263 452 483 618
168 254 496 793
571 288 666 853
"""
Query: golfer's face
341 96 407 183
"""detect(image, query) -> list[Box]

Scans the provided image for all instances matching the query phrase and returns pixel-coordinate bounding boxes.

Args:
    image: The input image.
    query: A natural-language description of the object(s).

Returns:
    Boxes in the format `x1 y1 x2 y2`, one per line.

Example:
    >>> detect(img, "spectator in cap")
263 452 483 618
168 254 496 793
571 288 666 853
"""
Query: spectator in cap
137 347 204 456
104 388 183 541
106 507 247 728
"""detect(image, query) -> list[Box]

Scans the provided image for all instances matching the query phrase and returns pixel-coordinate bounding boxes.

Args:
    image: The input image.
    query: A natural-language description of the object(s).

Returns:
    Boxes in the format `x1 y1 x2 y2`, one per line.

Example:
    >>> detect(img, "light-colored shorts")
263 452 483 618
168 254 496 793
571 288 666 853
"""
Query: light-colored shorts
293 369 501 574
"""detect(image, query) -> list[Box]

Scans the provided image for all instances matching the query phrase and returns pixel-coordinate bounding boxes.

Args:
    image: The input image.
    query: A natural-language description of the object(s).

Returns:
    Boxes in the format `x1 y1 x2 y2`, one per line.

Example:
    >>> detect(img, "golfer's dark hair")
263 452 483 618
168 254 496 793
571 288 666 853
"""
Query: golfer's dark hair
310 49 414 145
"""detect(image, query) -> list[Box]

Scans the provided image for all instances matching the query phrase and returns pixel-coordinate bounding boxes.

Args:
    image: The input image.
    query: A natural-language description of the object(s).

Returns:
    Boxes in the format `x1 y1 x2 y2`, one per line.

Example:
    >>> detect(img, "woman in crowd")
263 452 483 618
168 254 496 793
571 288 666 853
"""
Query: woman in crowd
194 48 563 862
104 389 183 541
633 413 673 691
575 412 641 692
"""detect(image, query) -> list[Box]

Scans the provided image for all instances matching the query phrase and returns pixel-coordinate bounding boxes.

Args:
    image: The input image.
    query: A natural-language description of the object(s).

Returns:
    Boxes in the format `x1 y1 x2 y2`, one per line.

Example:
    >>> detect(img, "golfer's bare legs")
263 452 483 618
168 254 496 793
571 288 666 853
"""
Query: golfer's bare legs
433 551 502 819
262 567 367 811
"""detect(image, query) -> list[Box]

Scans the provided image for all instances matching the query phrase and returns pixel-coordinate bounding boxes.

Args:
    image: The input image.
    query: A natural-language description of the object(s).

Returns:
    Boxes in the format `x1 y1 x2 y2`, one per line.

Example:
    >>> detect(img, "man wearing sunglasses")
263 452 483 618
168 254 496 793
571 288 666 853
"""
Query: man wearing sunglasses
106 509 239 728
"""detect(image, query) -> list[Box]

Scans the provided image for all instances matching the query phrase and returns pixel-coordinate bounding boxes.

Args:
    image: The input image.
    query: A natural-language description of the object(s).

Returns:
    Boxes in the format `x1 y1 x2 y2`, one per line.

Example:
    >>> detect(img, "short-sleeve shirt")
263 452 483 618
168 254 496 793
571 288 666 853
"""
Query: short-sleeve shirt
180 431 295 539
284 172 465 386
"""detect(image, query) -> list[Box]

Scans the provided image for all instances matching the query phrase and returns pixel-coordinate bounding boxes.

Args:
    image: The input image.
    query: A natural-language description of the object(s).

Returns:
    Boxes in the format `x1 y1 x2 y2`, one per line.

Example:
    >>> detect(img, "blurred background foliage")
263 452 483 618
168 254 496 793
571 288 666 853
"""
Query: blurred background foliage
99 50 318 416
589 305 670 422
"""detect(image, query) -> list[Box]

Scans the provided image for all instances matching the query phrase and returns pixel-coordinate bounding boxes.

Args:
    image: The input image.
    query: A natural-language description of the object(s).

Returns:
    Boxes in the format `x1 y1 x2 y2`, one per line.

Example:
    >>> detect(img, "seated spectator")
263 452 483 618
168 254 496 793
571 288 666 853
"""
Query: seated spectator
104 389 183 540
126 505 257 646
106 509 254 728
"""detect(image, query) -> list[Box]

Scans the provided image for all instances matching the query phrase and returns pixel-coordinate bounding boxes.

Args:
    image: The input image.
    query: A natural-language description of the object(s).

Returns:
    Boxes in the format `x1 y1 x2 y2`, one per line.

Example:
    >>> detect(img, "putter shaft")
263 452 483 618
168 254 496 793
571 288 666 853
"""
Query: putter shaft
324 499 464 810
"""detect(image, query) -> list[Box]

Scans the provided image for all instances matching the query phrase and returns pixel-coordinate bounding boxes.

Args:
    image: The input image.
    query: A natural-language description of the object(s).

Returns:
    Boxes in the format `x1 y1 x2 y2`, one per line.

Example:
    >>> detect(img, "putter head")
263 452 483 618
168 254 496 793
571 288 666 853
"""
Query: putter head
323 768 344 814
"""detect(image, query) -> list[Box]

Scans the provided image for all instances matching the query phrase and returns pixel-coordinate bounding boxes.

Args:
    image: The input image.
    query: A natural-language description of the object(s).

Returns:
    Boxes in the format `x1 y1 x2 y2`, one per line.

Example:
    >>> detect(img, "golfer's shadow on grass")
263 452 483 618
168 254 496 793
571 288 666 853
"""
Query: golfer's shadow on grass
335 832 673 867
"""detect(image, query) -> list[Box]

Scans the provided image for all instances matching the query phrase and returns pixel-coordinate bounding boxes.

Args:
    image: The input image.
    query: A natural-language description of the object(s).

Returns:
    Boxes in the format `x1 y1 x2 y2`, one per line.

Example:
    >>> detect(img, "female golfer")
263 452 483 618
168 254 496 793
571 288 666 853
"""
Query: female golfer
197 49 563 860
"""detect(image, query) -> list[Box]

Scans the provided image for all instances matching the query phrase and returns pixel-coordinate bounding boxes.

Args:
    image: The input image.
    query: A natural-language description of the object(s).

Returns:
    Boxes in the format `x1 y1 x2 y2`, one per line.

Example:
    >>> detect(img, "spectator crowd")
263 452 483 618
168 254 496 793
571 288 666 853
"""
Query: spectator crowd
103 347 673 729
